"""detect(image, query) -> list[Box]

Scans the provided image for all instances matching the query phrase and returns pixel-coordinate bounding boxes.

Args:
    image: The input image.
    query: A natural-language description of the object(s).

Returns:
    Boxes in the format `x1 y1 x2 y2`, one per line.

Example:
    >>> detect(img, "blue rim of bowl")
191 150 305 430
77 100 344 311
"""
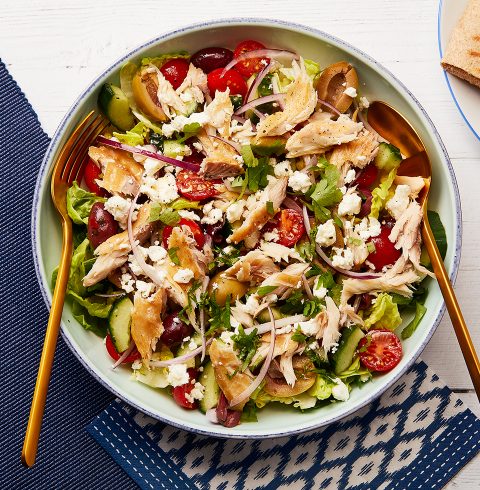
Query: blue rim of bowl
32 18 462 439
437 0 480 142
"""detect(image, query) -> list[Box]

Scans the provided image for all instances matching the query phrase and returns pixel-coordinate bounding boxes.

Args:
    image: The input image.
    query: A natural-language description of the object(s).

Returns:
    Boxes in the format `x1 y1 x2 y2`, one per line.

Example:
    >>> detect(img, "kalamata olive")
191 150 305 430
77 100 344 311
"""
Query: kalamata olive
87 203 119 249
160 313 193 348
132 69 168 122
190 47 234 74
205 219 225 245
358 189 373 218
316 61 358 114
208 272 249 306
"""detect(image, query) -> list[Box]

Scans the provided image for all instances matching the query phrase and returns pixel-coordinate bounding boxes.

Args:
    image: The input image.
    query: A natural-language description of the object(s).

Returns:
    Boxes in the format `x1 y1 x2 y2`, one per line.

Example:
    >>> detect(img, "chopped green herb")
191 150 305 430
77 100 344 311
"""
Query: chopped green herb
257 285 278 297
168 247 180 266
292 327 307 343
149 203 181 226
308 164 343 223
303 299 323 318
232 325 260 371
171 198 201 210
266 201 275 216
240 400 258 422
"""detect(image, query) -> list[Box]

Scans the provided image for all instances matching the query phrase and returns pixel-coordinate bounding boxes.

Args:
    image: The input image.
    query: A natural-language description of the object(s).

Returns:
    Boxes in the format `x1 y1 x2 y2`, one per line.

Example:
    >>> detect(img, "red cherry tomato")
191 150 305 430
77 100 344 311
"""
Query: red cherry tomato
176 169 221 201
207 68 247 98
172 368 198 409
160 58 190 90
358 329 403 372
84 158 109 197
163 218 205 249
367 223 401 271
264 209 305 247
105 334 141 363
233 40 269 78
355 164 378 190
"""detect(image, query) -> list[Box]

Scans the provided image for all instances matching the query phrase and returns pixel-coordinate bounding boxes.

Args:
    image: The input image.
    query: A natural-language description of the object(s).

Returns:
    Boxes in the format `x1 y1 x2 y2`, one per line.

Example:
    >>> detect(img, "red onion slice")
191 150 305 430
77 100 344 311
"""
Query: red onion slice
96 136 200 172
111 340 135 370
301 273 314 300
221 49 299 77
283 196 303 214
149 339 214 368
318 99 342 117
245 62 273 103
245 314 307 335
302 205 311 235
234 94 285 116
210 135 241 153
228 307 276 408
199 276 210 362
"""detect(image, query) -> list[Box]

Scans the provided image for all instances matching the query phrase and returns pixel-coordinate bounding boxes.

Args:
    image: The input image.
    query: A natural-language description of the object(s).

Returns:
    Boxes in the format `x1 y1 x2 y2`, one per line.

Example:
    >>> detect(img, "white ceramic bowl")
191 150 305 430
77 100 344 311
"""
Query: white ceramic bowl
32 19 461 438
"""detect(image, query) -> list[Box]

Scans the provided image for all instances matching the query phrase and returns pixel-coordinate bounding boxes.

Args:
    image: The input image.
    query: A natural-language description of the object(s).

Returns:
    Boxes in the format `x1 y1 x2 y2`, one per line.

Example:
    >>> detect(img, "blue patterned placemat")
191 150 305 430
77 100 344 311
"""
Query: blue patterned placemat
0 59 136 489
88 361 480 490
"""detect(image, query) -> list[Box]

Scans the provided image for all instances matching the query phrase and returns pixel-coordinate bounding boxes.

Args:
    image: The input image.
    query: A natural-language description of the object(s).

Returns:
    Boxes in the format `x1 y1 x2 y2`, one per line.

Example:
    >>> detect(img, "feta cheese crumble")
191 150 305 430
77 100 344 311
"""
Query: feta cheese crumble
167 364 190 387
344 169 356 184
185 382 205 404
135 280 155 299
201 201 223 225
343 86 357 98
331 247 355 270
338 192 362 216
315 219 337 247
141 173 179 203
274 160 293 178
386 184 411 219
226 199 246 223
173 268 194 284
104 196 132 229
332 378 350 401
288 171 311 193
354 217 381 240
297 318 319 337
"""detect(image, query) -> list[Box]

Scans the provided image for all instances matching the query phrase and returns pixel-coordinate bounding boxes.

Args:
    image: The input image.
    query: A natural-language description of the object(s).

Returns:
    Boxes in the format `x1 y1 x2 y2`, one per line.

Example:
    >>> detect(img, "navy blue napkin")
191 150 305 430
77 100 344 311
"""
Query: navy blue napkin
88 361 480 490
0 59 137 489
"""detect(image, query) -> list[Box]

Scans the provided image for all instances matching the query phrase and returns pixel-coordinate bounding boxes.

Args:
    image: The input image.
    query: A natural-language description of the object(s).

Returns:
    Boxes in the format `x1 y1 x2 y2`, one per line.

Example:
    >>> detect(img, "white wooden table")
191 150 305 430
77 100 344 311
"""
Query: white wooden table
2 0 479 486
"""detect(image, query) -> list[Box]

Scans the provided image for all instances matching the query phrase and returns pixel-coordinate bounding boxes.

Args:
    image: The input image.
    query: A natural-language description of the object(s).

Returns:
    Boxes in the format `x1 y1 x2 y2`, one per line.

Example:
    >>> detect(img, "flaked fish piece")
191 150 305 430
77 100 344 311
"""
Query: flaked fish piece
83 204 152 287
167 225 208 280
329 130 379 182
228 177 288 245
393 175 425 197
319 297 341 353
209 339 254 410
204 89 234 138
149 65 187 118
340 259 421 307
258 262 309 291
223 250 279 285
251 333 299 386
176 63 208 104
389 200 435 278
197 129 244 178
88 146 144 196
340 305 365 328
256 59 317 137
131 287 167 362
285 114 363 158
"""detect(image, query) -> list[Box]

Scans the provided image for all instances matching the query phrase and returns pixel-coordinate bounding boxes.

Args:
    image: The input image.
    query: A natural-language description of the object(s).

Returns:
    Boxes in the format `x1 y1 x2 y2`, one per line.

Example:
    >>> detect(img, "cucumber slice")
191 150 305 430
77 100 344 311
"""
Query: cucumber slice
98 83 135 131
374 142 402 172
331 326 365 375
176 333 201 368
198 361 220 413
163 140 188 158
108 297 134 353
257 306 283 323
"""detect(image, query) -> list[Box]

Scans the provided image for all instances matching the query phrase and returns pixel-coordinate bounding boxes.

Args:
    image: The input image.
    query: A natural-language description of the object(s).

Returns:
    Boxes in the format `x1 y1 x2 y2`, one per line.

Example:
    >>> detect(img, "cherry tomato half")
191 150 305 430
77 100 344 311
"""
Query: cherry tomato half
233 40 269 78
358 329 402 372
163 218 205 249
172 368 198 409
355 164 378 190
160 58 190 90
105 334 141 363
207 68 248 98
176 169 221 201
367 223 401 271
264 209 305 247
84 158 109 197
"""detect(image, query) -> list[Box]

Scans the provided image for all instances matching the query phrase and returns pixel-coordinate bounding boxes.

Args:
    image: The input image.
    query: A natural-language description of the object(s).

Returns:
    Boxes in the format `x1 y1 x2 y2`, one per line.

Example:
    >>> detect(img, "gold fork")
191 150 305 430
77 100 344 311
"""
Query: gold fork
22 111 110 467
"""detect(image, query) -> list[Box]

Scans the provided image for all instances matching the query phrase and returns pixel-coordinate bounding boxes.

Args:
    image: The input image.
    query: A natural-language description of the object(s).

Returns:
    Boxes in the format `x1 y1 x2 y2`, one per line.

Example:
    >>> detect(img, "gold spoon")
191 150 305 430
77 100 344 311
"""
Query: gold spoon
367 101 480 401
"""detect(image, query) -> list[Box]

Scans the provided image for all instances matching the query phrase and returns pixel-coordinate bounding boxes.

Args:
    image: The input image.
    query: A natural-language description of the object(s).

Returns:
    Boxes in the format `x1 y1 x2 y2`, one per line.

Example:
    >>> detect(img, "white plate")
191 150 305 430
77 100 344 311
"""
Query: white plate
438 0 480 141
32 19 461 439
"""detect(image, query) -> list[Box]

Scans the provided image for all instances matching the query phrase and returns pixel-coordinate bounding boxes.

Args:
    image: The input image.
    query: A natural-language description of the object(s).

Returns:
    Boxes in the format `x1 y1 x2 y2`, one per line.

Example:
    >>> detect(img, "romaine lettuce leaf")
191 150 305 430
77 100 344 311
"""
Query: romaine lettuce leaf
252 390 317 410
66 181 105 225
140 51 189 68
369 169 397 219
112 122 147 146
307 374 335 400
364 292 402 330
401 301 427 340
